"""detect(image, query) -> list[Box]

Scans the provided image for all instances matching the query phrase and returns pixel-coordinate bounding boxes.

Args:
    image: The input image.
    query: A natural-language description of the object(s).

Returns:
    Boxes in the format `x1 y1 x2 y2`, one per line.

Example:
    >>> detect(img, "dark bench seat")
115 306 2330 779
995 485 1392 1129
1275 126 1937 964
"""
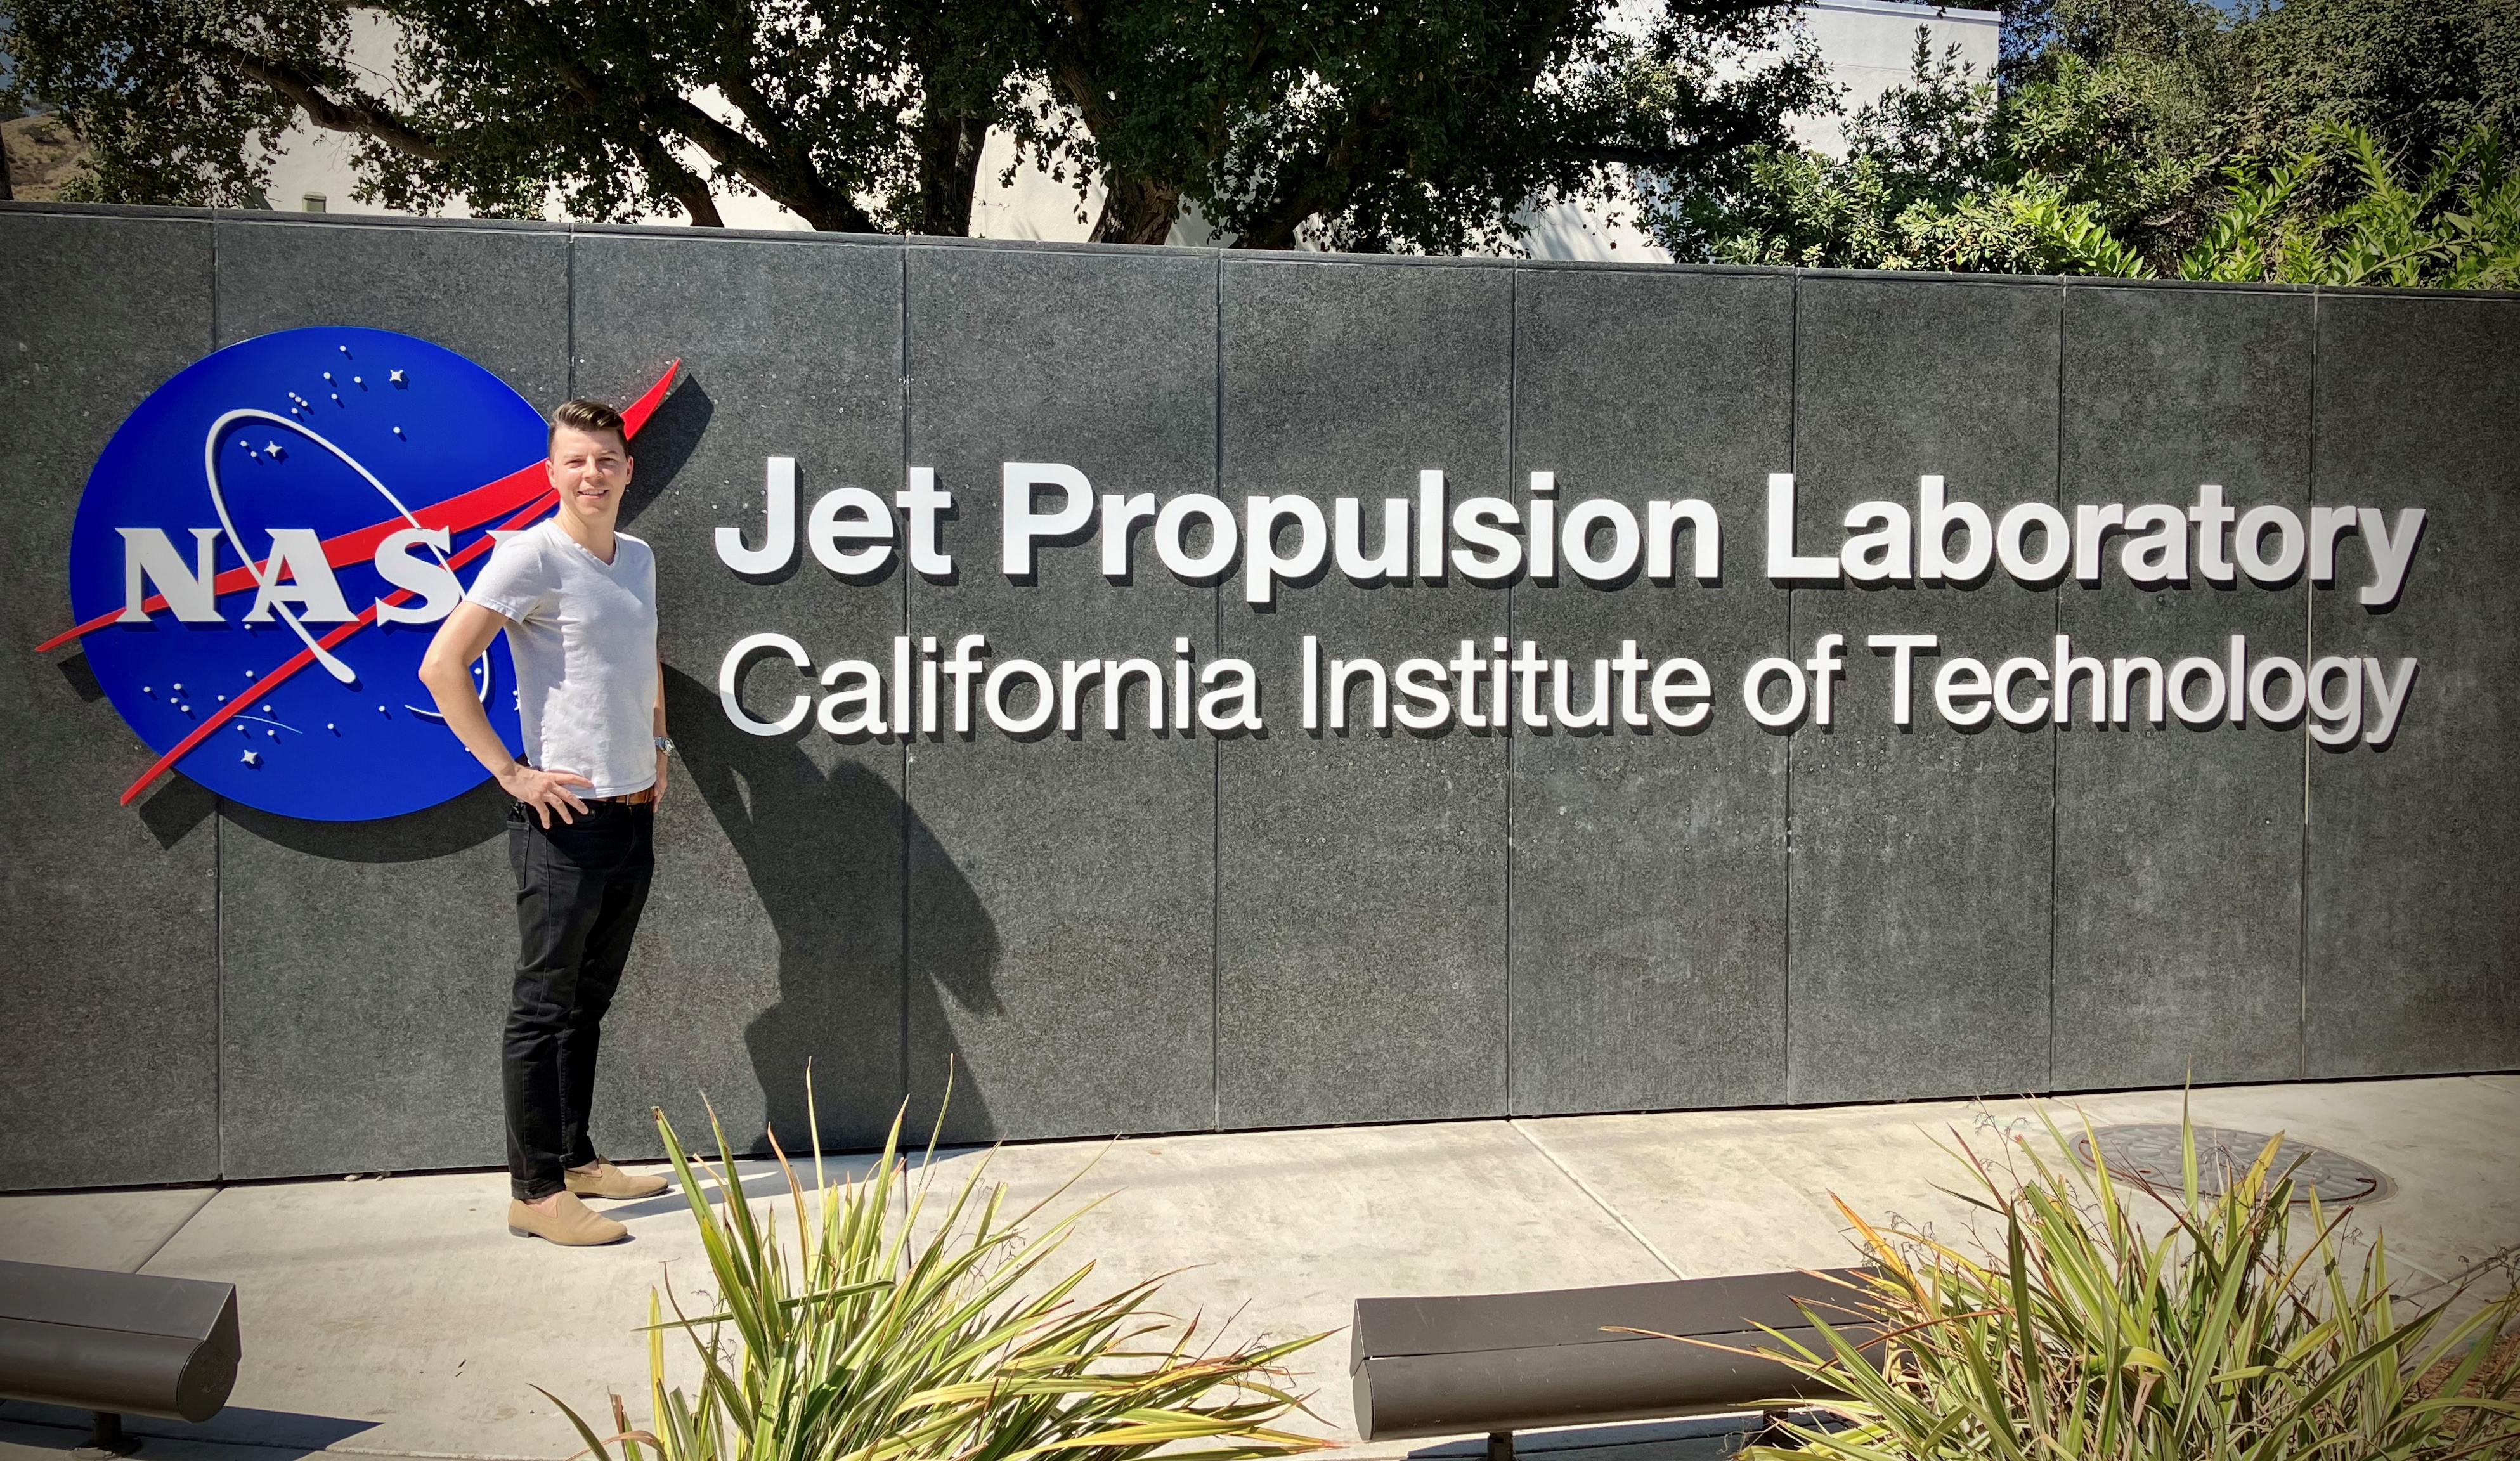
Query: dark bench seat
1351 1268 1879 1450
0 1259 241 1456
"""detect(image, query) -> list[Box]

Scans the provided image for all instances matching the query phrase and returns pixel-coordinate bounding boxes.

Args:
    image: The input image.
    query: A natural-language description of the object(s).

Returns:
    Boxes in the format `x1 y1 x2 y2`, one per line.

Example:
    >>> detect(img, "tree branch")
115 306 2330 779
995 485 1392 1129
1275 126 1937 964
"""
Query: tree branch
651 91 876 233
630 132 725 226
1037 0 1187 241
217 46 454 162
1229 99 1393 249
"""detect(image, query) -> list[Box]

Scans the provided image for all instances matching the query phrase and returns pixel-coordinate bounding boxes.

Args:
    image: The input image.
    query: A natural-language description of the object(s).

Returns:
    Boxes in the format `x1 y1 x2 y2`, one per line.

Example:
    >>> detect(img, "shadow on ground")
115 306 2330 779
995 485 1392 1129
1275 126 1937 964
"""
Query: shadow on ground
0 1405 377 1460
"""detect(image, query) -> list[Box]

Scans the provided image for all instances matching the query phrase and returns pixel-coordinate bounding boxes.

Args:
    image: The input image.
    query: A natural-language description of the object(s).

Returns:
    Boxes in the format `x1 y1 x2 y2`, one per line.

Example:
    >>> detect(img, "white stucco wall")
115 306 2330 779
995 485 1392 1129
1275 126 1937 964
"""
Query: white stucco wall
1793 0 2003 152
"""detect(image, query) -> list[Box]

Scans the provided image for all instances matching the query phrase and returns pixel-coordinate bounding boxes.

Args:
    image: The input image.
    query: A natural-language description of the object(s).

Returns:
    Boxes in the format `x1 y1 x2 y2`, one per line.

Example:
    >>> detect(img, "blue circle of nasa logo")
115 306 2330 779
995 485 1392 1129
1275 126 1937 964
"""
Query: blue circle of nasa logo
64 327 547 821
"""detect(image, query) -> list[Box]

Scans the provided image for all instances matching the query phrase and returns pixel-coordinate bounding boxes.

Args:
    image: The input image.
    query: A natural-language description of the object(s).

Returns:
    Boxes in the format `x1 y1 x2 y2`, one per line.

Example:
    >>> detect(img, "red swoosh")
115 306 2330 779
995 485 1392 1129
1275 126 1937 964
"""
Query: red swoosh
101 361 679 804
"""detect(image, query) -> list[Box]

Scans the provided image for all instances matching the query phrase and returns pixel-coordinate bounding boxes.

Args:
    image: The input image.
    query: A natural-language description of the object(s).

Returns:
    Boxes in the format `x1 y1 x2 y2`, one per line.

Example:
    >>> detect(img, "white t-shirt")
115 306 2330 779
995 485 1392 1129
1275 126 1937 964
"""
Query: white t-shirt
464 519 659 798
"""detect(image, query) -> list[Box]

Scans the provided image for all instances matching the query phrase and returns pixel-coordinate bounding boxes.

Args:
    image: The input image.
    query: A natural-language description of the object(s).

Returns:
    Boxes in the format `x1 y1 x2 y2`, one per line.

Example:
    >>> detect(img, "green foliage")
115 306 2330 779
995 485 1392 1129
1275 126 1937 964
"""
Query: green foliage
2232 0 2520 186
2310 123 2520 289
2018 122 2520 288
1714 1108 2520 1460
2017 193 2153 277
1653 35 2054 273
0 0 1032 230
0 0 1824 250
1 0 325 209
1658 0 2520 290
1161 1 1826 255
545 1090 1327 1461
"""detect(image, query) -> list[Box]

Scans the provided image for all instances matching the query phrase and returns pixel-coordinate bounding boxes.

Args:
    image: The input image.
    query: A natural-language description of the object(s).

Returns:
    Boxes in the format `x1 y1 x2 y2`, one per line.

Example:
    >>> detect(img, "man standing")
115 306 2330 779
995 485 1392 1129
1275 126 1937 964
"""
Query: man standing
420 398 673 1247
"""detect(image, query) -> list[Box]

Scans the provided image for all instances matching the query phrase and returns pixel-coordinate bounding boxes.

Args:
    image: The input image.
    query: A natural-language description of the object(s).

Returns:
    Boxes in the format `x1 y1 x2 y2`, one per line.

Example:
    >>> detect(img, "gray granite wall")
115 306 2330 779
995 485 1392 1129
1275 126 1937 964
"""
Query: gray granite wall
4 204 2510 1190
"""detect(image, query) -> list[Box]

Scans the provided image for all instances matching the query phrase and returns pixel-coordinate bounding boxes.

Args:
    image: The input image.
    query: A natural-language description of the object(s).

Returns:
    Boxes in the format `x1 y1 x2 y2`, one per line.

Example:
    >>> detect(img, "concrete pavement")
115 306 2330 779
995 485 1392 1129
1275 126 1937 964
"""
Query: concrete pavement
5 1075 2516 1461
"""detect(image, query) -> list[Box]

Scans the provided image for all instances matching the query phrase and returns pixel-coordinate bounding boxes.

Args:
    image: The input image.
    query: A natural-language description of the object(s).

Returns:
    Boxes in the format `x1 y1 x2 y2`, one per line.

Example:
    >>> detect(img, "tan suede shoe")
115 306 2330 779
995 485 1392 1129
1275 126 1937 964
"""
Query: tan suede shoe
507 1192 629 1245
566 1159 670 1200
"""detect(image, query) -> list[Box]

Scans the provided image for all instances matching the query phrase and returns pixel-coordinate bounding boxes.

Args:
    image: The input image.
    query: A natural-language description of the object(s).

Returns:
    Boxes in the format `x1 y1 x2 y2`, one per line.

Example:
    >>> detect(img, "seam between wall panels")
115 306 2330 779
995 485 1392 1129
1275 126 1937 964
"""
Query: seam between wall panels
1781 272 1798 1103
900 243 914 1114
211 215 226 1183
1212 252 1223 1132
2298 290 2318 1080
1504 265 1516 1117
2050 281 2063 1090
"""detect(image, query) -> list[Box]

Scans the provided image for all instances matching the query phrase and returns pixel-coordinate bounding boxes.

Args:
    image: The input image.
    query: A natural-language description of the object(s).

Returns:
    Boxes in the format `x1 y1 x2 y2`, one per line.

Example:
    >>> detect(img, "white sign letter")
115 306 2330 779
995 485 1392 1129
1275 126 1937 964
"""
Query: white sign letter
1767 473 1840 581
720 633 812 736
117 527 224 623
373 526 462 624
1002 462 1094 577
718 457 796 574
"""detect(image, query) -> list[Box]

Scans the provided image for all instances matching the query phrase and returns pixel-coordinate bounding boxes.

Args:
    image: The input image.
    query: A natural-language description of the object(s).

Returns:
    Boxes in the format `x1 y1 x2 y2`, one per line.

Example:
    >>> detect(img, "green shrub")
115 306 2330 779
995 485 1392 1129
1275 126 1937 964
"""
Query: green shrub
1733 1108 2520 1460
547 1088 1327 1461
2023 120 2520 287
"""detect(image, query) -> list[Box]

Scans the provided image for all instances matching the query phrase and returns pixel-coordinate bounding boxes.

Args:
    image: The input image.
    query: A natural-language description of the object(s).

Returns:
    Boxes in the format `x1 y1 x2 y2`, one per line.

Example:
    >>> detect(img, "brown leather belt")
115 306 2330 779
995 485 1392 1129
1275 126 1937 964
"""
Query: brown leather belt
595 786 658 805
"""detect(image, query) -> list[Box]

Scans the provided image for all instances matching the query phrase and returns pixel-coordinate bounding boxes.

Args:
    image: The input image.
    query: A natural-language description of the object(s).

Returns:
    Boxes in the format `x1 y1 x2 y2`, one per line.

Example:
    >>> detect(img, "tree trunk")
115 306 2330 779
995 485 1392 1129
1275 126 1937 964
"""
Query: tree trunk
916 114 990 236
1090 174 1181 244
632 133 725 227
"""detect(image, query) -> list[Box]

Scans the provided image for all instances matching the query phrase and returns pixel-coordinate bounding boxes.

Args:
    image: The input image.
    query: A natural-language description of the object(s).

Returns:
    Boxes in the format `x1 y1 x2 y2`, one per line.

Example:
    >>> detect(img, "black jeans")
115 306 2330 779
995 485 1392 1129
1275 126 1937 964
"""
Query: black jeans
505 798 654 1201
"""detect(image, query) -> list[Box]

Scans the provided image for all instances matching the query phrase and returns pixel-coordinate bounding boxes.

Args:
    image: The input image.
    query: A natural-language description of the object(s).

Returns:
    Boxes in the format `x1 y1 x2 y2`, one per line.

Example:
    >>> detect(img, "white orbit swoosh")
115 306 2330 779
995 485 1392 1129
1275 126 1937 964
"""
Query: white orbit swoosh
201 408 488 706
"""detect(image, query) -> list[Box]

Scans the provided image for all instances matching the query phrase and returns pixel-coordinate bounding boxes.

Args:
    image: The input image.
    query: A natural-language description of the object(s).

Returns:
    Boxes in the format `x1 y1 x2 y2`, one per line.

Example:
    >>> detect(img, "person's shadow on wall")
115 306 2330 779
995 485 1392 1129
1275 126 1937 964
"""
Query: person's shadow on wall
663 666 997 1153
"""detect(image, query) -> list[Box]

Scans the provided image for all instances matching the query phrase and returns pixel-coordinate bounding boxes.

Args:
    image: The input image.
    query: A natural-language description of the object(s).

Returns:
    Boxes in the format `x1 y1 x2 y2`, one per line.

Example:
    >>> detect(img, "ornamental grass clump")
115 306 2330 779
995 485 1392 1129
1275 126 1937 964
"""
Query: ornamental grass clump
545 1089 1327 1461
1732 1110 2520 1460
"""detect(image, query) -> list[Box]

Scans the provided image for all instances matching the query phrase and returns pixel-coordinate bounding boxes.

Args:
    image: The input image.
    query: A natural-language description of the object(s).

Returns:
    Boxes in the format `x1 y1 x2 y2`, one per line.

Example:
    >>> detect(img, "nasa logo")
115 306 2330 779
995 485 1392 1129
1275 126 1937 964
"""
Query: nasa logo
46 326 675 822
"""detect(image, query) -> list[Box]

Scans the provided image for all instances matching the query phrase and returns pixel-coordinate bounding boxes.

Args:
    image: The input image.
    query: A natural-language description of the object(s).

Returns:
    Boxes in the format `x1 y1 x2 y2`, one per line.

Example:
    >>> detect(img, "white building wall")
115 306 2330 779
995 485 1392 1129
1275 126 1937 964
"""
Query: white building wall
243 0 2001 261
1792 0 2003 153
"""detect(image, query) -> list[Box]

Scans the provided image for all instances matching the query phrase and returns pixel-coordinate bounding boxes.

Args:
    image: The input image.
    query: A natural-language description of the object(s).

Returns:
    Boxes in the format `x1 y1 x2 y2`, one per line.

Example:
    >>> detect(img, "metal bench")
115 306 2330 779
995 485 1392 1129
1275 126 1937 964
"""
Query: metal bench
0 1259 241 1457
1351 1268 1880 1455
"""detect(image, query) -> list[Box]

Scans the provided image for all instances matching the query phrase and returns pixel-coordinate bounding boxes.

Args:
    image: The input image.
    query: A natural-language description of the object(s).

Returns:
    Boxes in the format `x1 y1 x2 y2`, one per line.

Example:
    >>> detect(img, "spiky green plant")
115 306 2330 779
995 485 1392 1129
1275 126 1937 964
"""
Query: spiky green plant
1718 1108 2520 1459
542 1086 1327 1461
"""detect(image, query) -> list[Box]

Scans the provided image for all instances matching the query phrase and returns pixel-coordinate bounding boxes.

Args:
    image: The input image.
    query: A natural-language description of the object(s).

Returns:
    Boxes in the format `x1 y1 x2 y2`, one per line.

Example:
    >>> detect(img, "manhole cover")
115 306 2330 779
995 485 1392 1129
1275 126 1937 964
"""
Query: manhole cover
2072 1124 2393 1205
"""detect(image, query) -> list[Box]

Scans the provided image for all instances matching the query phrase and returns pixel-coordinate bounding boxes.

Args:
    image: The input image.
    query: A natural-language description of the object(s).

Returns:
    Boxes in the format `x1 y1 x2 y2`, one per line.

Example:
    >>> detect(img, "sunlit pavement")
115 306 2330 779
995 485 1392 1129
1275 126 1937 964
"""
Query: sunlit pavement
5 1074 2516 1461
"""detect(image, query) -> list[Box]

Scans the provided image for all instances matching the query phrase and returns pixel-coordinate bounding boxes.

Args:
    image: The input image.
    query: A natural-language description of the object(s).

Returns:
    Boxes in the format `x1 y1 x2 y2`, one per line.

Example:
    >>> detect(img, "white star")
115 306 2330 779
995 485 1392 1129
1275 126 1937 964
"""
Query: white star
242 749 261 766
264 441 283 457
389 368 406 385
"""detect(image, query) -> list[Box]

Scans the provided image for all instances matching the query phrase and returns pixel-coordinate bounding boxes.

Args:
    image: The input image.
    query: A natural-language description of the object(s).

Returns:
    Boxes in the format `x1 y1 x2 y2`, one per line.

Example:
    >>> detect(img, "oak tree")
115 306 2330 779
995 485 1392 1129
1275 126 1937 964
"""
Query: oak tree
0 0 1822 250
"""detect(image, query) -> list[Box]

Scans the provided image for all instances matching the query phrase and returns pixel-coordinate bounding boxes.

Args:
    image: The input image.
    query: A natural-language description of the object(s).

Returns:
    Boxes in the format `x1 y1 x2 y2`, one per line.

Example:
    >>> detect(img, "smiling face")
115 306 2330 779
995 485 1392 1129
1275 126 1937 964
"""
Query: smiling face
545 425 633 532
